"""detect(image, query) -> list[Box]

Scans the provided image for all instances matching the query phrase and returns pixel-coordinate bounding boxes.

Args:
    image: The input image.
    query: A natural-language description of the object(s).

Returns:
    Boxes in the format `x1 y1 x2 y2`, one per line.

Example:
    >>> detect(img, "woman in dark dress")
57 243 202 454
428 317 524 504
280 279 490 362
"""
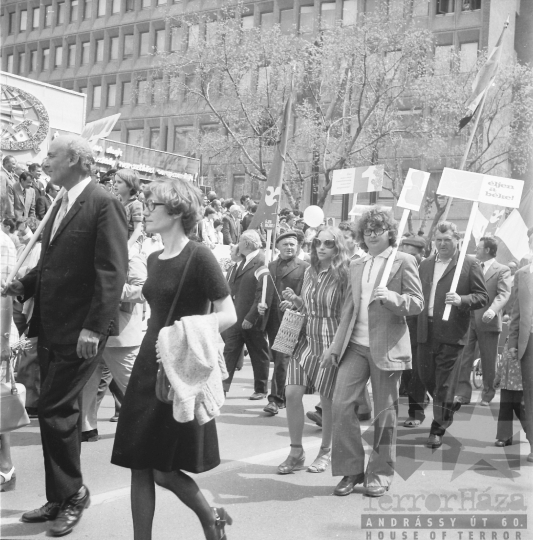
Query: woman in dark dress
111 178 237 540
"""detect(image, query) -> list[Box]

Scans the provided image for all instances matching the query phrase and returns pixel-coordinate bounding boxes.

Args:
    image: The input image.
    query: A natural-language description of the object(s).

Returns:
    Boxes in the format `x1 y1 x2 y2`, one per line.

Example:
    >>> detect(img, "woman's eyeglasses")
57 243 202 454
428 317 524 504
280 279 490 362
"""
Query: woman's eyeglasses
363 228 388 237
312 238 336 249
145 200 166 213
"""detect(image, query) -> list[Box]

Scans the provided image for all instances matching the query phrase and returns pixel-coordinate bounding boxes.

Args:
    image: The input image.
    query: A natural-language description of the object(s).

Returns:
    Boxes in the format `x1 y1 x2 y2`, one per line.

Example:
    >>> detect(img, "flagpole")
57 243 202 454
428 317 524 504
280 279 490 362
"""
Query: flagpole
441 87 490 221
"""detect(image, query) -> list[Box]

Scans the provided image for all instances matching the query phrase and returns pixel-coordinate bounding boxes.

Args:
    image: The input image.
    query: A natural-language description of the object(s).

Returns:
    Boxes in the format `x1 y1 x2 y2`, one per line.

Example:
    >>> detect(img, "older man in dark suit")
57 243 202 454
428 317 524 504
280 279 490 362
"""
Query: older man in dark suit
456 237 511 406
417 221 488 449
508 230 533 462
223 229 270 399
3 135 128 536
257 231 309 415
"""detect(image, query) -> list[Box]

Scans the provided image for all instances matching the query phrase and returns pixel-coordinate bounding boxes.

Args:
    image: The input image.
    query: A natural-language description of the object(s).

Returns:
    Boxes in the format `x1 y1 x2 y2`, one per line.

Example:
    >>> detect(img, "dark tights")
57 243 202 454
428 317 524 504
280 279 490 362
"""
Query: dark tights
131 468 218 540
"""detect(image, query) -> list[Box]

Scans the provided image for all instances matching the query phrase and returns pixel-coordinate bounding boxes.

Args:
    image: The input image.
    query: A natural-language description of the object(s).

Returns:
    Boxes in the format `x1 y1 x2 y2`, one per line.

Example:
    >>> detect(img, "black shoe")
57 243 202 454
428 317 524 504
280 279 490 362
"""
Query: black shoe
333 474 365 496
365 485 389 497
495 438 513 447
263 402 279 415
357 412 372 422
26 407 39 419
49 486 90 537
21 501 61 523
426 434 442 449
81 429 99 442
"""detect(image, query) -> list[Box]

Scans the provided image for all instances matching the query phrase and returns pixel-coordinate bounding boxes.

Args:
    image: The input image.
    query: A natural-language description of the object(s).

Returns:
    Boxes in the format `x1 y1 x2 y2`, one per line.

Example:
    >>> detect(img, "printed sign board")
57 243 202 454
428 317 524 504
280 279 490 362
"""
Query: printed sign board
397 169 431 211
331 165 384 195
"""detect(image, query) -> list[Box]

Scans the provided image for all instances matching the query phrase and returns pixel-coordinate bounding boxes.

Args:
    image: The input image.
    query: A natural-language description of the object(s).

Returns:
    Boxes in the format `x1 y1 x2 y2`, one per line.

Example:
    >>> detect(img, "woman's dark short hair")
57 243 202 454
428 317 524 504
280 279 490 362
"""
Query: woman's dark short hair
143 178 204 235
357 208 398 251
18 171 30 183
204 206 216 217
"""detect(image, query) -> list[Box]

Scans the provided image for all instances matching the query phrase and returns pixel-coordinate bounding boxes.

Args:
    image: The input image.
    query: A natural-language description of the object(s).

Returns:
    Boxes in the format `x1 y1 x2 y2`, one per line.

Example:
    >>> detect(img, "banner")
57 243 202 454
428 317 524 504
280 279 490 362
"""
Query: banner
331 165 384 195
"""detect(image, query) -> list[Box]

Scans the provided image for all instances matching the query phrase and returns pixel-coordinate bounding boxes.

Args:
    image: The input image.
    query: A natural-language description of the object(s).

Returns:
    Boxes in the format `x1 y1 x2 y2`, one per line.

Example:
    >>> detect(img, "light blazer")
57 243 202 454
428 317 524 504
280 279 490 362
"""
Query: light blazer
331 251 424 371
20 181 128 344
10 182 36 220
508 265 532 361
228 251 265 327
472 260 511 332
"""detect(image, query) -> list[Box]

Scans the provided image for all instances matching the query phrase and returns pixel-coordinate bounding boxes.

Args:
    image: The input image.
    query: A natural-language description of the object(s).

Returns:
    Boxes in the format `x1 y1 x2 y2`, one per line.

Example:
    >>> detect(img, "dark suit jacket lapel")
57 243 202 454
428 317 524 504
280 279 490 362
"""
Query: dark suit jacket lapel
237 253 260 279
14 183 25 205
279 258 299 279
439 251 458 282
52 182 94 242
43 201 62 250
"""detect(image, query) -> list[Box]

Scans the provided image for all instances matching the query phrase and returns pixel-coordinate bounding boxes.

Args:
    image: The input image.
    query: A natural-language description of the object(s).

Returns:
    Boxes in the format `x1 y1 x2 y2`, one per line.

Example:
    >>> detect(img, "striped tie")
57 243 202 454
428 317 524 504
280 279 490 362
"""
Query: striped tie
50 193 69 240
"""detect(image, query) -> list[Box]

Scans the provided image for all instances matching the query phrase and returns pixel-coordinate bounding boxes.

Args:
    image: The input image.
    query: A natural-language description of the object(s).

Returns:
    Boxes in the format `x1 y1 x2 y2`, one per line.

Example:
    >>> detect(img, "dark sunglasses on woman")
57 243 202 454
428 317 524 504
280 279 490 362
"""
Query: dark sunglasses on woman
312 238 336 249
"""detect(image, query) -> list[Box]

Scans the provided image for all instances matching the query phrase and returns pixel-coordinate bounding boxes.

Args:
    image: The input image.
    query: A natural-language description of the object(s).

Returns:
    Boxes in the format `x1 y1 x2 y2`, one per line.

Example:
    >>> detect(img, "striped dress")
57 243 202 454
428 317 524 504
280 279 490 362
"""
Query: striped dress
287 266 346 399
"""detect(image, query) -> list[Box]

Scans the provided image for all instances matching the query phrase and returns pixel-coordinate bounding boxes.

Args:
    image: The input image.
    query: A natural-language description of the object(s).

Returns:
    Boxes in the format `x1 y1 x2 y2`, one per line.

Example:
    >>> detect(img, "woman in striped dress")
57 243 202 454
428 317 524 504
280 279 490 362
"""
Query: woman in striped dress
278 226 349 475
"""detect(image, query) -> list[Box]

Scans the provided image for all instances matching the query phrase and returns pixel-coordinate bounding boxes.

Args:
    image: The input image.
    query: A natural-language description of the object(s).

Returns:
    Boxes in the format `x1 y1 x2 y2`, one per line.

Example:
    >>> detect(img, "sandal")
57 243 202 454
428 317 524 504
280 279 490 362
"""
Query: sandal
307 446 331 473
278 444 305 475
212 507 233 540
0 467 16 492
403 418 421 428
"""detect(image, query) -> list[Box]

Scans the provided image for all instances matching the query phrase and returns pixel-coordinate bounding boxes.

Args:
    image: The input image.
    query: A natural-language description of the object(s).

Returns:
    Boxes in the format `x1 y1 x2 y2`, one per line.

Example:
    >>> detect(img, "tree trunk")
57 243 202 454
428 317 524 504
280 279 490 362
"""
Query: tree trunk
425 202 447 257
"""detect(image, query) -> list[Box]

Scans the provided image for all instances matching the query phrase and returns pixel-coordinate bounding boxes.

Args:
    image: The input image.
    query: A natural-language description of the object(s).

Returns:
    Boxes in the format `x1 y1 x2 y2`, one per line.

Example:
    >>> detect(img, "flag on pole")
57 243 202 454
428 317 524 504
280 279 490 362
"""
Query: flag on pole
248 85 293 231
459 17 509 130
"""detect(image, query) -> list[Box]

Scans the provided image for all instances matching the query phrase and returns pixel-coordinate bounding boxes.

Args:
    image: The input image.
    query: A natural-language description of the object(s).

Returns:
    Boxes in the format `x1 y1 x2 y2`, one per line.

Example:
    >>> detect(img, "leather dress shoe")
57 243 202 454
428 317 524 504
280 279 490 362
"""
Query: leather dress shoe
81 429 99 442
263 402 279 415
426 434 442 449
366 485 389 498
249 392 267 400
333 474 364 496
49 485 90 537
21 501 61 523
495 438 513 447
357 412 372 422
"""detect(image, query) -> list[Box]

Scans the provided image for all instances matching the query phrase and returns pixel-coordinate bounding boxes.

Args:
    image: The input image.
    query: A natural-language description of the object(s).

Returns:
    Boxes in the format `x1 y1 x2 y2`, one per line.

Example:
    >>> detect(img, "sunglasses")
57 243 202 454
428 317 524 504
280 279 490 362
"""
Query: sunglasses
312 238 336 249
363 227 388 237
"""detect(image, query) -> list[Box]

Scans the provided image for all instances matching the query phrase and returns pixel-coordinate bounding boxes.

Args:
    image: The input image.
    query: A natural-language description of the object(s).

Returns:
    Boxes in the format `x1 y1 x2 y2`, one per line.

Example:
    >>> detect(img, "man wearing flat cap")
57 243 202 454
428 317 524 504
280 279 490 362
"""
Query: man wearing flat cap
257 230 309 415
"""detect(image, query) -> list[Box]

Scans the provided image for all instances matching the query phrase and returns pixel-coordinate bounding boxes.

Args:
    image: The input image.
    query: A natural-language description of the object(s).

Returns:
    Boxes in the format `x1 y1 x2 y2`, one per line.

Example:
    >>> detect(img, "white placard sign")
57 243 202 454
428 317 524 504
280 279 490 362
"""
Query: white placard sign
397 169 431 211
331 168 356 195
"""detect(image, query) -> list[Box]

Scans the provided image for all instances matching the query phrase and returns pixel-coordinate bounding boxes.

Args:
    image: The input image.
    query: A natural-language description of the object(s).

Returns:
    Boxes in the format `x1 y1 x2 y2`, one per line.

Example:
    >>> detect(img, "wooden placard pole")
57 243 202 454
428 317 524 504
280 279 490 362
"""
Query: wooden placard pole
442 201 479 321
379 208 410 287
261 228 273 305
350 194 358 222
4 188 66 288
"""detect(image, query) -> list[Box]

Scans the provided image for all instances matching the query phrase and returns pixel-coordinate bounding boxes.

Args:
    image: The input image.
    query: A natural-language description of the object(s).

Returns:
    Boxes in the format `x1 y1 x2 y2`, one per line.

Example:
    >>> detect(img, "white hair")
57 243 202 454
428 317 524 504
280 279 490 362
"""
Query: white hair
240 229 261 250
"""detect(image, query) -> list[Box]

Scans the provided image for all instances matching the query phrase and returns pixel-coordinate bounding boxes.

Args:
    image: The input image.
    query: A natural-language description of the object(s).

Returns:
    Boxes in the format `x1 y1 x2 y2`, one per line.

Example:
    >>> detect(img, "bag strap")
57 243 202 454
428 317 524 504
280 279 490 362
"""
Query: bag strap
164 244 199 327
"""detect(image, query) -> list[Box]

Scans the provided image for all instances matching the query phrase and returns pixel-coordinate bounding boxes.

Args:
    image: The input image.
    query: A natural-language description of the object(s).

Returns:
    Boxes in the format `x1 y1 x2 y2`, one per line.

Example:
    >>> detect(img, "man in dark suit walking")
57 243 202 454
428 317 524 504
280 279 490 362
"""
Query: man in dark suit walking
456 237 511 406
257 231 309 415
3 135 128 536
222 205 242 245
36 182 60 220
223 229 271 399
417 221 488 449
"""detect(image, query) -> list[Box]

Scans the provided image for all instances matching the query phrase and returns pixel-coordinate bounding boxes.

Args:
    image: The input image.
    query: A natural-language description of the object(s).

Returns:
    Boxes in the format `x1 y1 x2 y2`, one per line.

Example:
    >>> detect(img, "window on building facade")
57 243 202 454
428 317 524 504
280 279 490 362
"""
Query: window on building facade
124 34 134 57
44 5 53 27
127 129 144 146
56 3 65 24
18 52 26 73
70 0 78 22
125 0 134 11
139 32 150 56
122 81 132 104
95 39 104 62
436 0 455 14
7 54 14 72
42 48 50 70
260 11 273 29
169 75 180 100
460 41 478 72
81 41 90 64
434 44 453 74
54 45 62 67
188 24 199 49
183 73 195 101
342 0 357 25
141 0 150 9
137 80 148 103
107 83 116 106
461 0 480 10
32 7 40 28
170 27 179 51
153 78 164 102
8 12 15 34
157 0 166 5
30 50 37 71
110 36 119 59
299 6 314 35
155 29 165 52
20 10 28 31
67 43 76 66
173 127 192 153
280 8 293 34
93 85 102 108
108 130 121 141
232 174 245 200
206 20 217 42
241 15 253 30
320 2 336 28
111 0 120 13
79 86 87 95
83 0 91 19
149 128 160 149
96 0 105 17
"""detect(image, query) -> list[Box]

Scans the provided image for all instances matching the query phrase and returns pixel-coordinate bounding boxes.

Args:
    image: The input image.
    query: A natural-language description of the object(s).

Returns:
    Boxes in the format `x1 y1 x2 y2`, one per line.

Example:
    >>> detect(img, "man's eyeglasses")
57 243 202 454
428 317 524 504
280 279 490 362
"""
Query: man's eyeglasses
313 238 336 249
145 200 166 213
363 228 388 237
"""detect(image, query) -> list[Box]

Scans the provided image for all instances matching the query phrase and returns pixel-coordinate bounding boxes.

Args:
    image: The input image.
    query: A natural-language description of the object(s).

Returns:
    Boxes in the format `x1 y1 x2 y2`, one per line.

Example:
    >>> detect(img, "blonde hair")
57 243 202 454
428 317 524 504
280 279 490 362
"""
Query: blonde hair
309 226 350 285
115 168 141 196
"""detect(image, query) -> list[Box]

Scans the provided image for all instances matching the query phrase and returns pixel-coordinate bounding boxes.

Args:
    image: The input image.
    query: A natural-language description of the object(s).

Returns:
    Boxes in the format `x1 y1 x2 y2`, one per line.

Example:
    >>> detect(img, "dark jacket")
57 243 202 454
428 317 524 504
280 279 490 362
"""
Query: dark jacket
255 256 309 332
417 252 488 345
241 213 254 232
222 214 241 245
36 194 52 220
20 181 128 344
228 251 264 327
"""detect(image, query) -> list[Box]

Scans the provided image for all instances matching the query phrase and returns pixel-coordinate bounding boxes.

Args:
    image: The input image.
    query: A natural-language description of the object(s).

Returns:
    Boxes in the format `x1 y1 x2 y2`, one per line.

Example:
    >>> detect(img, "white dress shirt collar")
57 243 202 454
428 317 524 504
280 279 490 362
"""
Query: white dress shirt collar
363 245 393 262
481 257 495 274
243 249 260 269
63 177 92 212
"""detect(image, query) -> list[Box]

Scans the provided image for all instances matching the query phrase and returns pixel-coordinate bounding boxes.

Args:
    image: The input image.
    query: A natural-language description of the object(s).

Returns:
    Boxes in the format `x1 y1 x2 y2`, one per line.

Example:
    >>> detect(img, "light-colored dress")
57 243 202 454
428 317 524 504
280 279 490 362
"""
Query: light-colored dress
287 266 346 399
